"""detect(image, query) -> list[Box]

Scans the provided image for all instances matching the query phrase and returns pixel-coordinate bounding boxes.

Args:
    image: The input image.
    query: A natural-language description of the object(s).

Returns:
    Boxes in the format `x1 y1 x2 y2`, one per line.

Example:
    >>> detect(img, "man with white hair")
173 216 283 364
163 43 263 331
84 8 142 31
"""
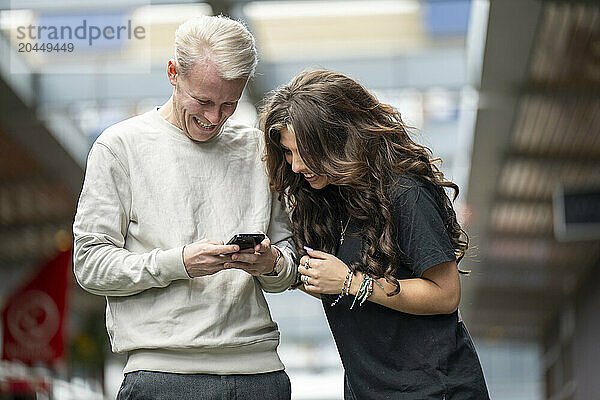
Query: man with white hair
73 15 295 398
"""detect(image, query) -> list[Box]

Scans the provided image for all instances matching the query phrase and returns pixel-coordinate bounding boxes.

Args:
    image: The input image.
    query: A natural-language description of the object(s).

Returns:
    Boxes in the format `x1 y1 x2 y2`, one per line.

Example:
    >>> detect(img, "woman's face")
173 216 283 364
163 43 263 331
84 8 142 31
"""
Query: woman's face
279 127 329 189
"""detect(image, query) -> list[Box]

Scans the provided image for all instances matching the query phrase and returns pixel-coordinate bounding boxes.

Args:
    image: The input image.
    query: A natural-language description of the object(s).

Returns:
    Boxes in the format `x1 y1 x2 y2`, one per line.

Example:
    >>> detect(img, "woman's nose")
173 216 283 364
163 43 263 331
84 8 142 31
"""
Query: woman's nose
291 155 304 173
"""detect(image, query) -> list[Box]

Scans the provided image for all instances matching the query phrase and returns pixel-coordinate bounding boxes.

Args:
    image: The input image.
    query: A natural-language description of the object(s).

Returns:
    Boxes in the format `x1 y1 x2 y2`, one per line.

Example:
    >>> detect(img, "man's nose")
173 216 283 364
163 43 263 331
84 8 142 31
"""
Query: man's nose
204 106 220 124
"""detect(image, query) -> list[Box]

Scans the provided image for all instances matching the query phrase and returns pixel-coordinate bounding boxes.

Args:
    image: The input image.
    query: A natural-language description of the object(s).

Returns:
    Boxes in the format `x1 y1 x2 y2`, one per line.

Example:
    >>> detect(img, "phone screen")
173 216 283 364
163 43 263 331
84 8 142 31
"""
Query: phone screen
226 233 265 251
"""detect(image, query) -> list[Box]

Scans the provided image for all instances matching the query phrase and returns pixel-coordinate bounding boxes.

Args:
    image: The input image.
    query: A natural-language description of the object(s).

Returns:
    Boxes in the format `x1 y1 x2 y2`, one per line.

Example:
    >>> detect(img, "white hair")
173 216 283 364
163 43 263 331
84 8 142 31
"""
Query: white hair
174 15 257 80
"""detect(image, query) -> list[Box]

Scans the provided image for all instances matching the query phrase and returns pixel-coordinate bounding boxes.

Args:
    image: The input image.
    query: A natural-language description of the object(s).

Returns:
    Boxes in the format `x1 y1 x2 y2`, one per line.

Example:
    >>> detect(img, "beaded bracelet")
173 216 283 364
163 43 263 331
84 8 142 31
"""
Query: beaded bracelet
345 272 354 296
330 268 352 307
350 273 385 309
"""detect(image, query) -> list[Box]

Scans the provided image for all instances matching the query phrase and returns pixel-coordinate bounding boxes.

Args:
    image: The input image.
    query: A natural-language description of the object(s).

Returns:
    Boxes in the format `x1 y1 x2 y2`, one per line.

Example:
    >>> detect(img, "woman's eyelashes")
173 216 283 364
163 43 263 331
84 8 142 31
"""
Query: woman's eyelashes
281 146 292 155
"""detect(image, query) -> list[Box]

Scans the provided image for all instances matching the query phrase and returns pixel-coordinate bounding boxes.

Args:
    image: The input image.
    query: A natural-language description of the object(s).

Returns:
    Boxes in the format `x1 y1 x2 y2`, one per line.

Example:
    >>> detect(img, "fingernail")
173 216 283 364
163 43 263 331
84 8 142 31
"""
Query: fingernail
304 246 313 252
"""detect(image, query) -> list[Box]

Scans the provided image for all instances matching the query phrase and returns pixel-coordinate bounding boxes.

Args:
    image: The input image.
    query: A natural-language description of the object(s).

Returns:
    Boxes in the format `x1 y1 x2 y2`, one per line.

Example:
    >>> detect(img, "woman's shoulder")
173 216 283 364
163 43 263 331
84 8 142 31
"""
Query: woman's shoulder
388 173 429 200
388 172 447 215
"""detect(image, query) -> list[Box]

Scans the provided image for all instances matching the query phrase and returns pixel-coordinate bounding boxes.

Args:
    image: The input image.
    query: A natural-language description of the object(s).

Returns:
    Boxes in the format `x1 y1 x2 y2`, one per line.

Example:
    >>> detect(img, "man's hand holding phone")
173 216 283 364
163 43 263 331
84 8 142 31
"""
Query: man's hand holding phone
226 233 279 276
182 234 280 278
182 239 240 278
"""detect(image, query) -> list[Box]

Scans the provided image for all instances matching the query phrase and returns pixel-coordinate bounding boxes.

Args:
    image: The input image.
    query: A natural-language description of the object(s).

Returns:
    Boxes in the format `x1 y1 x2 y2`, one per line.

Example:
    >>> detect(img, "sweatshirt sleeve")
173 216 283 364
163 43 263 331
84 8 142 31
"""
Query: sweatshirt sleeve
255 192 298 293
72 142 190 297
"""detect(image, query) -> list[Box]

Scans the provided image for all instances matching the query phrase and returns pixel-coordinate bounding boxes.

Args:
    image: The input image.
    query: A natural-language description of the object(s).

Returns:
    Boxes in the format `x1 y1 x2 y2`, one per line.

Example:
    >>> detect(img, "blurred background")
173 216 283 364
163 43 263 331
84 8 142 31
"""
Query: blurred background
0 0 599 399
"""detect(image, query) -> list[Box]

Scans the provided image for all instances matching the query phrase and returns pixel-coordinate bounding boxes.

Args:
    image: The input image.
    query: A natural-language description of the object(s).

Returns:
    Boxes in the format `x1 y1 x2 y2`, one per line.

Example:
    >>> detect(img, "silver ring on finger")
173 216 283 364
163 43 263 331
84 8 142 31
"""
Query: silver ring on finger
305 258 311 269
302 275 309 284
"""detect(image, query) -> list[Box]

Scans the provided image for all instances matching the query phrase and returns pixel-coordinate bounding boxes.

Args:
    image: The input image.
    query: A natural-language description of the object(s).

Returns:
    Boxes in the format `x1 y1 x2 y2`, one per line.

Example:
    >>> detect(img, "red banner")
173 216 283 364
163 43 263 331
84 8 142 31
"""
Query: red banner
2 250 71 365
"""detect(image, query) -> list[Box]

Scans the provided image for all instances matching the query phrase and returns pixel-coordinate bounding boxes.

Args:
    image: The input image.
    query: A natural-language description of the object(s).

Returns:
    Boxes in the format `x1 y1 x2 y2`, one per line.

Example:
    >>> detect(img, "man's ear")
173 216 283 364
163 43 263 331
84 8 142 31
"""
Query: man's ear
167 59 177 87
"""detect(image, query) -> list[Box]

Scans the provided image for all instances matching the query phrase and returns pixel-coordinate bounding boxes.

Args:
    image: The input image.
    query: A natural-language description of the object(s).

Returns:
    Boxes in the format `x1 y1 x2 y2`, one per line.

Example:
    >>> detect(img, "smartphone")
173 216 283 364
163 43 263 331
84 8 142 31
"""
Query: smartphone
226 233 266 251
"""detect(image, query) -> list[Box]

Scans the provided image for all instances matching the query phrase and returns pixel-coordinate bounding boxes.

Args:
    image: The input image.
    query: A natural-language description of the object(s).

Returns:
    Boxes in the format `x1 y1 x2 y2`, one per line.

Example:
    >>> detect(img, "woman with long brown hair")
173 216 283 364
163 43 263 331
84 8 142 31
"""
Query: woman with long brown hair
260 70 489 399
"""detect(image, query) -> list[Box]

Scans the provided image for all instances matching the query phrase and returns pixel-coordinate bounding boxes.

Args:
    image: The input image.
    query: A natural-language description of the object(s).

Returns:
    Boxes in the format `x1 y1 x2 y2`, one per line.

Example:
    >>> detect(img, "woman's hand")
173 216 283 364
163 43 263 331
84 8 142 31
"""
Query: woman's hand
299 248 351 295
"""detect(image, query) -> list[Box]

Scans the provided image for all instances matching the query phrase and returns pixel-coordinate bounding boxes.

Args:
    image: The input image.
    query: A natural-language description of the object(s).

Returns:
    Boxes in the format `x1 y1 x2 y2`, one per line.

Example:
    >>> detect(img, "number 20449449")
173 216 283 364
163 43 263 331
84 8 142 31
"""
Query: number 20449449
18 42 74 52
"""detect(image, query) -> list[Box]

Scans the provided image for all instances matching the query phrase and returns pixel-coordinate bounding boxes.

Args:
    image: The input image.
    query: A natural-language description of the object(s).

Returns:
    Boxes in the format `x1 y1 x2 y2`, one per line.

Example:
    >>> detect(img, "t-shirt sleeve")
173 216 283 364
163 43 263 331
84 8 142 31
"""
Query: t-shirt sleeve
393 179 457 277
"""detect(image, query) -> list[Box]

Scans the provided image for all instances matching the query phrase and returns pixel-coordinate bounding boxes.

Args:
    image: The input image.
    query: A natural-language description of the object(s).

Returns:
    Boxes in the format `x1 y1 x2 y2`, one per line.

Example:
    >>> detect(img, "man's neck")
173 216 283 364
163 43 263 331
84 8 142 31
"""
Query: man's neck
159 97 179 128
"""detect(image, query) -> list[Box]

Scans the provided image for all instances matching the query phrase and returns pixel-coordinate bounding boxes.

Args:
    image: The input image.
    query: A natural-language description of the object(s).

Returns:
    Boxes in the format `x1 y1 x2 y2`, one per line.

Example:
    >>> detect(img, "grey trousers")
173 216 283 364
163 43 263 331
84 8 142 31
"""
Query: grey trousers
116 370 291 400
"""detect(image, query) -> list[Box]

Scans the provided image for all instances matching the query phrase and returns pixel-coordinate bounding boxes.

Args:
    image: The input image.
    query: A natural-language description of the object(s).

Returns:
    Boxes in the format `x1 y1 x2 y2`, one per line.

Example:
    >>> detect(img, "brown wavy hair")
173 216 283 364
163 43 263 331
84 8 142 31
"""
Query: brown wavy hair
260 70 468 295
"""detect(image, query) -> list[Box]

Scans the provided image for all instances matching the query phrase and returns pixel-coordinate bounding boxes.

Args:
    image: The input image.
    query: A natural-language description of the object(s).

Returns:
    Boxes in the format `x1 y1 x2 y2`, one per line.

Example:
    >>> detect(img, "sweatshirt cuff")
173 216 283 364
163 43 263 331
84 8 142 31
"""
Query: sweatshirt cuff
156 246 190 282
256 250 297 293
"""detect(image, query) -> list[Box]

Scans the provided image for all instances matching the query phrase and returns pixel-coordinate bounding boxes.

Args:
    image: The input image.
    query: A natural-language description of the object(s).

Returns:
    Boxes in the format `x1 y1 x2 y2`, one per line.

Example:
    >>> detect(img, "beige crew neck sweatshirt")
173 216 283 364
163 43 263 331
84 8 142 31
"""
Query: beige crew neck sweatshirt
73 108 297 374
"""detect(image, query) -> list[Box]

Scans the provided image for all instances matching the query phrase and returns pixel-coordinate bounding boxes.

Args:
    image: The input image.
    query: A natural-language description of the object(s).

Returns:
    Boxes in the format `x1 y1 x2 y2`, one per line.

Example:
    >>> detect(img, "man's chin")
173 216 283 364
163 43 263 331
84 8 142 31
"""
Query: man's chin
187 125 220 141
187 118 223 140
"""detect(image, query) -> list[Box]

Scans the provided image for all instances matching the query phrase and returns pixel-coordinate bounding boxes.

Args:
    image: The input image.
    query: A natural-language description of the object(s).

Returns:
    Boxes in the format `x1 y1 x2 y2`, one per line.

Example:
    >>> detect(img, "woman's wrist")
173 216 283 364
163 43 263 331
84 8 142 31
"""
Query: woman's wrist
348 271 363 296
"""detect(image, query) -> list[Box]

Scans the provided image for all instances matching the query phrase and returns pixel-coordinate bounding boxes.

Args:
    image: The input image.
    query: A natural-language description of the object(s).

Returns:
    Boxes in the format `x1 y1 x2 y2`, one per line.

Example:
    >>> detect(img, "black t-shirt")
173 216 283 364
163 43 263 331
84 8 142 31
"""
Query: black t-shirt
323 174 490 399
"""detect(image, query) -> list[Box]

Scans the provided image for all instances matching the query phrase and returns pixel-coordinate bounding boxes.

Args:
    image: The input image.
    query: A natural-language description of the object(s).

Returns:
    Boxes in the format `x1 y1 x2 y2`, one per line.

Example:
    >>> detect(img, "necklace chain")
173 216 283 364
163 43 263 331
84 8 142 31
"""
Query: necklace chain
340 216 351 245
